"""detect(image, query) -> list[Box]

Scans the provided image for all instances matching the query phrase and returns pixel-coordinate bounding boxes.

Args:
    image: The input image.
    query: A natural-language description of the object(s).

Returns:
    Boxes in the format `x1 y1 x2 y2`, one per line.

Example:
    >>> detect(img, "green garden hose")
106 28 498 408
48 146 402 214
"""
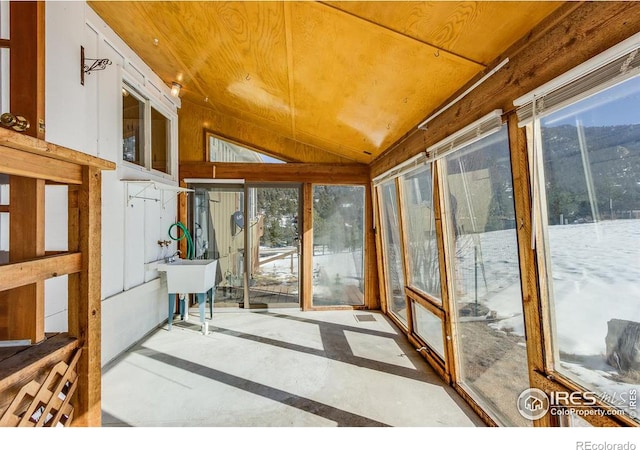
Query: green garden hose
168 222 195 260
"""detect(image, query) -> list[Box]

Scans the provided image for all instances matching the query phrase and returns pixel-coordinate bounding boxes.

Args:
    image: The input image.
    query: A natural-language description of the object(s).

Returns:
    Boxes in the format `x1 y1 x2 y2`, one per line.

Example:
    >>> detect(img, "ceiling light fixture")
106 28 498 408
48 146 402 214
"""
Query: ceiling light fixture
170 82 182 97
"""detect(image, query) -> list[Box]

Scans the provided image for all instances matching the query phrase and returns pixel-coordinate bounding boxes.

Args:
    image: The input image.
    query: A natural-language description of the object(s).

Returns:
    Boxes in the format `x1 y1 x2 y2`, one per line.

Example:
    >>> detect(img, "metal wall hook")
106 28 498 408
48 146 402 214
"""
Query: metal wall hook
81 46 112 86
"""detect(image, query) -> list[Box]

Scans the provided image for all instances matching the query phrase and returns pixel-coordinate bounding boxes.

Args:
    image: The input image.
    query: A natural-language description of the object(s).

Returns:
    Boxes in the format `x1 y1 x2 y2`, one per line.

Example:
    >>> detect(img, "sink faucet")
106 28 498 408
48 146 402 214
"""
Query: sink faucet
166 250 181 263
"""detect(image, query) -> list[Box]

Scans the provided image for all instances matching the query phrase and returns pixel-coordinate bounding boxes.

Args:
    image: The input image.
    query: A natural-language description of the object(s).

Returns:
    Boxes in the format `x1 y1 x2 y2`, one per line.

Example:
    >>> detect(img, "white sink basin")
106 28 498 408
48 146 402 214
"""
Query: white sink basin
156 259 217 294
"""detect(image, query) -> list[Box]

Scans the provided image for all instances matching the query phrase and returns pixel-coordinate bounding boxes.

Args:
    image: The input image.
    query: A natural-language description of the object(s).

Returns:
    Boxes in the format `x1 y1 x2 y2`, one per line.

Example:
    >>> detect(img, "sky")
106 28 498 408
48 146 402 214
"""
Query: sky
543 75 640 128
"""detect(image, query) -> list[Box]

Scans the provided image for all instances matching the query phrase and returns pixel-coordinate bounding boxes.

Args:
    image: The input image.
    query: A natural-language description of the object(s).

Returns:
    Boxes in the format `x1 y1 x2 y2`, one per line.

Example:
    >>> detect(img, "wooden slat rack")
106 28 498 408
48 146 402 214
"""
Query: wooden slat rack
0 128 115 426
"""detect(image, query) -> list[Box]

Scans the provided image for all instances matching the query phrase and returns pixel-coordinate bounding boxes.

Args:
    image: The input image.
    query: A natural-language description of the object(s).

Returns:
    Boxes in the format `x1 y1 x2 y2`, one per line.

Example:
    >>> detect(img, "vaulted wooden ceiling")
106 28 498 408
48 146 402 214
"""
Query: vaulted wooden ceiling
89 1 563 163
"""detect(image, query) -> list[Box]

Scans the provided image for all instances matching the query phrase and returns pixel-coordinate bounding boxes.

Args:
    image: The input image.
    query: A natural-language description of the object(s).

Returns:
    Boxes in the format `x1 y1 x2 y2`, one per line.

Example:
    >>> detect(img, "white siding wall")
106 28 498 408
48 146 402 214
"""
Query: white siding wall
45 2 181 366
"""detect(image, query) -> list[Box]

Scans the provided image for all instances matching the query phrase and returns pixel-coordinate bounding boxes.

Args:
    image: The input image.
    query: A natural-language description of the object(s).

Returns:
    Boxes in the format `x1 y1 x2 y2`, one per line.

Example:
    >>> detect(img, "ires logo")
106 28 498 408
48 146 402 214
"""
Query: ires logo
517 388 550 420
550 391 598 407
517 388 632 420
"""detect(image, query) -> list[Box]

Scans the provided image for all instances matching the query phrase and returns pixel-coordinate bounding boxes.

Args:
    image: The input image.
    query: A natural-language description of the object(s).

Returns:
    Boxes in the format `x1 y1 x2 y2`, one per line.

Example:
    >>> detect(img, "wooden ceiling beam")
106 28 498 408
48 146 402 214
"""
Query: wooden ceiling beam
318 1 486 68
180 161 370 184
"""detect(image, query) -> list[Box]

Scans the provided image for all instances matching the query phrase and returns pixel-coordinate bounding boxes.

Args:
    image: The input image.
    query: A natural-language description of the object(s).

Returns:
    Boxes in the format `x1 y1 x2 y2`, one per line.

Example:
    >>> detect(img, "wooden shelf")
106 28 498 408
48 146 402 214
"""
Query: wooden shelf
0 253 82 292
0 128 115 171
0 127 114 426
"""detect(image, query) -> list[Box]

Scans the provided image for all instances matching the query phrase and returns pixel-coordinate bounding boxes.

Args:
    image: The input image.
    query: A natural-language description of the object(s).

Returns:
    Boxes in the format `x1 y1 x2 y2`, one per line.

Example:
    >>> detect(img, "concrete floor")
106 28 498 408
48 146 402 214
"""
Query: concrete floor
101 308 484 427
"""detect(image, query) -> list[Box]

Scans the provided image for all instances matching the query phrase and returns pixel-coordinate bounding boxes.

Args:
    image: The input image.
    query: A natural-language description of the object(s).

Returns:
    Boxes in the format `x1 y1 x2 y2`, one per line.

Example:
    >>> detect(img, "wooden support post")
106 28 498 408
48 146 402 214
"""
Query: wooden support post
507 114 552 427
372 184 388 315
68 167 102 426
5 176 45 343
364 182 379 309
395 177 413 334
433 162 459 385
10 1 46 140
301 183 313 311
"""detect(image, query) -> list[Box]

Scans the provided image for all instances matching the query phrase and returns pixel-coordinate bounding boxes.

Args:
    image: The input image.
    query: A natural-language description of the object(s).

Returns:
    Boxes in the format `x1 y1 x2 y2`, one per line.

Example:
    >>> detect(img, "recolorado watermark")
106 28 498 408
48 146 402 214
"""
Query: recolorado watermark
576 442 636 450
516 387 637 420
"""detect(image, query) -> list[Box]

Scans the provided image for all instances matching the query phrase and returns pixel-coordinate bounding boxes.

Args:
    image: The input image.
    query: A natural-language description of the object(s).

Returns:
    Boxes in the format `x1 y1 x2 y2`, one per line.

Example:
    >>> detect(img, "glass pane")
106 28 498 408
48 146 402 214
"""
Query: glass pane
247 186 300 308
402 164 441 301
443 126 530 426
208 134 285 163
312 185 365 306
191 185 245 307
0 1 9 41
413 302 445 361
538 75 640 421
1 48 9 113
151 107 170 174
122 87 145 167
379 180 407 326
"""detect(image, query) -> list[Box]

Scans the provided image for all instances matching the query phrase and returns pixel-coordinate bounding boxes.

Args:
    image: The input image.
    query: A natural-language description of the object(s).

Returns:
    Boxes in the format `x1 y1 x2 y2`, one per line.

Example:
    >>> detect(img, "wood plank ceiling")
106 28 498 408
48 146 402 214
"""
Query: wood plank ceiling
89 1 563 164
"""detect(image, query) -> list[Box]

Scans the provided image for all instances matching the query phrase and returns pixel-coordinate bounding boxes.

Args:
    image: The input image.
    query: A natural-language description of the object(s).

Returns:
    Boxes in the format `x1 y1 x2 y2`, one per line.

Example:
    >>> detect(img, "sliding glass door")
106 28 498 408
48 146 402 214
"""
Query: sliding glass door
246 185 301 308
191 183 246 307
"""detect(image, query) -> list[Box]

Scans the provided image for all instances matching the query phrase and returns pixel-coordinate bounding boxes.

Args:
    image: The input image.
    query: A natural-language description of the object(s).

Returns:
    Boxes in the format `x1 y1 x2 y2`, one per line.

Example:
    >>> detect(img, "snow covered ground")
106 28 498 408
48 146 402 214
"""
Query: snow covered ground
258 220 640 417
258 247 363 303
464 219 640 416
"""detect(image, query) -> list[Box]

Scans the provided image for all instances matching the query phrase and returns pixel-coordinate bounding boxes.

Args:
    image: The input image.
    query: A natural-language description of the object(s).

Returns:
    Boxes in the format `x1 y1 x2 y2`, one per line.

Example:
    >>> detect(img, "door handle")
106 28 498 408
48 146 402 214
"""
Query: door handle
0 112 30 132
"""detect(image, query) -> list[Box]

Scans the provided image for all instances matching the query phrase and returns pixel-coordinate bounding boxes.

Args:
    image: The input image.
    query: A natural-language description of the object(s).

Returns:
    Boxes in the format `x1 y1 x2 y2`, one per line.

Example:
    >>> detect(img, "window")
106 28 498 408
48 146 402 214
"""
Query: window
122 86 145 167
151 107 170 174
441 125 530 426
401 164 441 302
531 73 640 421
413 302 446 361
379 180 407 326
122 83 174 177
312 185 365 306
207 132 285 163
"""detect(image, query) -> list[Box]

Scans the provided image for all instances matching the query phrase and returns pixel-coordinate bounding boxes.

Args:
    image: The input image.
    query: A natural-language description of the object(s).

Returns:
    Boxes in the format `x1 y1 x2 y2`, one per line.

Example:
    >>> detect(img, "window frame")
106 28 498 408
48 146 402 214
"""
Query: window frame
377 178 410 331
120 75 177 182
526 79 640 427
516 33 640 427
399 163 443 305
438 124 532 426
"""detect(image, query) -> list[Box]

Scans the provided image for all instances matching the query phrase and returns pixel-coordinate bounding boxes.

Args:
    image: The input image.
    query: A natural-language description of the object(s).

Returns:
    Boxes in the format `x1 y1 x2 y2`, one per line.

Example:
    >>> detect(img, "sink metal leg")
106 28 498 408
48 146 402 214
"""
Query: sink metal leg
168 293 176 330
208 288 214 319
197 292 209 335
197 292 206 324
179 294 186 320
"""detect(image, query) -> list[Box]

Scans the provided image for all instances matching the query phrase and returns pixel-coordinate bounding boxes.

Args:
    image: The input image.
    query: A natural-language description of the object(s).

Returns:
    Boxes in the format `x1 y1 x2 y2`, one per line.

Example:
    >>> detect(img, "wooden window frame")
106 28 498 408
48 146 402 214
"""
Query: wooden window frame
308 183 367 310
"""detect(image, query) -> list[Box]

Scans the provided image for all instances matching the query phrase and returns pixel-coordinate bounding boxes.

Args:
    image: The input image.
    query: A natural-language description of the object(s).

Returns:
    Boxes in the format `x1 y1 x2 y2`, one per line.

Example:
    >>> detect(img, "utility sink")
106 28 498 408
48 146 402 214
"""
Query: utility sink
156 259 217 294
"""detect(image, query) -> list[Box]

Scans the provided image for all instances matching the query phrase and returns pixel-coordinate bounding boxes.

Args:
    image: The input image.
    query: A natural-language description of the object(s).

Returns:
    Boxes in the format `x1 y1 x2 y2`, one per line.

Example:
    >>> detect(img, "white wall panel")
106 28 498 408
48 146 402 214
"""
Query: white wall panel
44 1 181 361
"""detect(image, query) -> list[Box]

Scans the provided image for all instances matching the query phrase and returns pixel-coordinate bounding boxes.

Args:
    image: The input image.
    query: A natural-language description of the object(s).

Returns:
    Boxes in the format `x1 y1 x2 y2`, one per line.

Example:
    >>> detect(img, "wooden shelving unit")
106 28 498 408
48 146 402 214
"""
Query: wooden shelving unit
0 128 115 426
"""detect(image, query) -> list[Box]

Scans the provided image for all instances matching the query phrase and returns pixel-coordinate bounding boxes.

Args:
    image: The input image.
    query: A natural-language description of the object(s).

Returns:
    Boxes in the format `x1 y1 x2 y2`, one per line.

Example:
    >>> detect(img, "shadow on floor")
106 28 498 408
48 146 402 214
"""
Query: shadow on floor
103 309 484 426
137 346 389 427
